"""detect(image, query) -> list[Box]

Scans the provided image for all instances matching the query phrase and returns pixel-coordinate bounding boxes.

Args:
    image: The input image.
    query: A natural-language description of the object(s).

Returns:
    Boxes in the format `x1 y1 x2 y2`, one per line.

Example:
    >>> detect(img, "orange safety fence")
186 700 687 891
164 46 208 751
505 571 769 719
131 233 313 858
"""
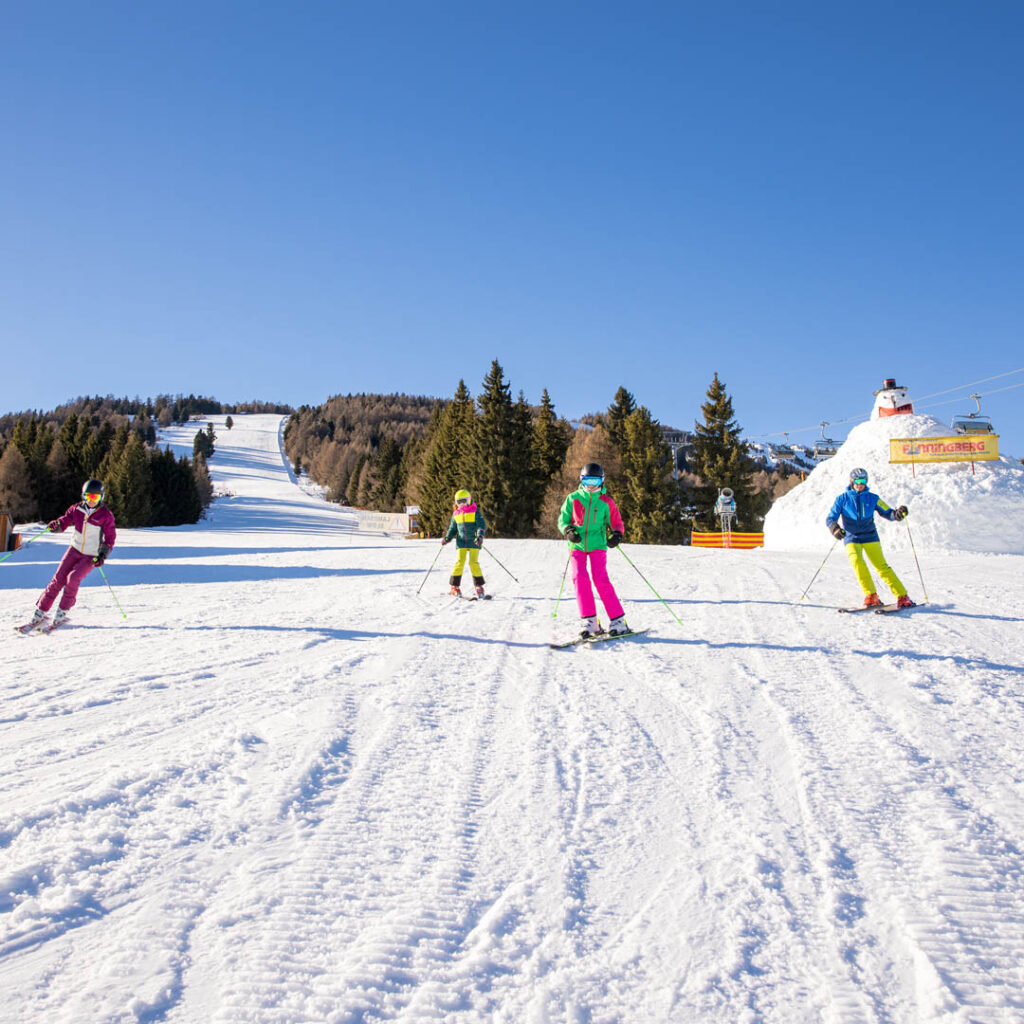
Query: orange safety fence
691 531 764 549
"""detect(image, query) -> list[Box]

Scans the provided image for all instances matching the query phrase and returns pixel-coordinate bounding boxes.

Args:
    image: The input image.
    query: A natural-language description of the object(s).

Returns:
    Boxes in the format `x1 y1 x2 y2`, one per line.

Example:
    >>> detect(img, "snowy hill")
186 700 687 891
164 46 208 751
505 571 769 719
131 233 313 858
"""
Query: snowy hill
2 415 1024 1023
764 413 1024 555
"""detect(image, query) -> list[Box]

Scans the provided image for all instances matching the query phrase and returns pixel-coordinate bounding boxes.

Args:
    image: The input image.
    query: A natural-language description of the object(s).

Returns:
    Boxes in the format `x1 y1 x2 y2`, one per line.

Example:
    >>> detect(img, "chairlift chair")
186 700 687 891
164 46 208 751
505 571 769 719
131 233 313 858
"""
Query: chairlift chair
951 393 994 435
774 432 795 459
812 421 837 459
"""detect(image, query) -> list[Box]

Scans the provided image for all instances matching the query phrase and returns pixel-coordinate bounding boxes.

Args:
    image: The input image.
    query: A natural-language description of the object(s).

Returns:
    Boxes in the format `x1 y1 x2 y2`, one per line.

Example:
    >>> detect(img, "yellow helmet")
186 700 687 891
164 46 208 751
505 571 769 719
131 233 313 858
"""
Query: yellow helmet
454 489 471 506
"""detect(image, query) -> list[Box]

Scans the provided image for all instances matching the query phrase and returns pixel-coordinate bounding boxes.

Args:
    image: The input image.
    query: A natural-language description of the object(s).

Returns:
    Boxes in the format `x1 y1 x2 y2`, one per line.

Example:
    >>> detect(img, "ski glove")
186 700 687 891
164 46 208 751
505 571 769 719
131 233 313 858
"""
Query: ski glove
475 531 484 547
47 519 61 532
607 530 623 548
893 505 908 521
829 523 846 540
93 543 110 567
563 525 581 542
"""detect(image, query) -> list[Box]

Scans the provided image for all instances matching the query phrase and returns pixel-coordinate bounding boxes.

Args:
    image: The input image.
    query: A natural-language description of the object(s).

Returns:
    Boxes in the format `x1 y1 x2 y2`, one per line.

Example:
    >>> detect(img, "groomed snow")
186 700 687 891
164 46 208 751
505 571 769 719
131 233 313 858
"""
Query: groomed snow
2 415 1023 1023
764 413 1024 555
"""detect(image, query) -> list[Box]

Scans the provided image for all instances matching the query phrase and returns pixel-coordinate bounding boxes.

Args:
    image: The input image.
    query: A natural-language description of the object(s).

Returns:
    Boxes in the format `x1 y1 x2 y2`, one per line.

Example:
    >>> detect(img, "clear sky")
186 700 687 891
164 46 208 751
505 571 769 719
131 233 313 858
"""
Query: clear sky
3 2 1023 454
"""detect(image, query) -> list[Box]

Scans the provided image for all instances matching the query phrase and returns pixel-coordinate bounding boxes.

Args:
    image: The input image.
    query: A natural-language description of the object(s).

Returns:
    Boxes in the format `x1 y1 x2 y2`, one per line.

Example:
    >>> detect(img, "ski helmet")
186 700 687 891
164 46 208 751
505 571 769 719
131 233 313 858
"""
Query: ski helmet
849 467 869 485
82 479 105 501
580 463 604 491
454 488 471 506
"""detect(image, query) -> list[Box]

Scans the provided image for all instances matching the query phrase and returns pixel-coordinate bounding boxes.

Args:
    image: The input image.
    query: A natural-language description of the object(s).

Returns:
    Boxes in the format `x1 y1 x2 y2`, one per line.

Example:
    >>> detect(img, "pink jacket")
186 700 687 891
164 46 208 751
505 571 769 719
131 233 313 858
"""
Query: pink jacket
51 502 117 557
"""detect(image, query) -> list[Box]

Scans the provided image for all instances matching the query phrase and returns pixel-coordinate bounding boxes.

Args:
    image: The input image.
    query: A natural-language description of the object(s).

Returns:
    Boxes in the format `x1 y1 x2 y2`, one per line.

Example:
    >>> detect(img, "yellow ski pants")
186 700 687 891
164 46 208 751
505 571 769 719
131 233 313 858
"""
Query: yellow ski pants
845 541 906 597
450 546 483 582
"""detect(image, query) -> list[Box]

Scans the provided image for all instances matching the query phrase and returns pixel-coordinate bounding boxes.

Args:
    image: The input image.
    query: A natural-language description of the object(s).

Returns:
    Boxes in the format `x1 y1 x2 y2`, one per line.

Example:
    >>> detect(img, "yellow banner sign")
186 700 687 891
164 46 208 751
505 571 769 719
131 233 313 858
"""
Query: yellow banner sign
889 436 1000 463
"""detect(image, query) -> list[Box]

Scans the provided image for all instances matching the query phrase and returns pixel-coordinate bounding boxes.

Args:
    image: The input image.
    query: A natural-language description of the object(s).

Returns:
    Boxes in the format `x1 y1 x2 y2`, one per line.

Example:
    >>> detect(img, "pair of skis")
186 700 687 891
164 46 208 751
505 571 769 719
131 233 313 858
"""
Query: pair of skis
837 603 916 616
15 617 69 636
549 628 648 650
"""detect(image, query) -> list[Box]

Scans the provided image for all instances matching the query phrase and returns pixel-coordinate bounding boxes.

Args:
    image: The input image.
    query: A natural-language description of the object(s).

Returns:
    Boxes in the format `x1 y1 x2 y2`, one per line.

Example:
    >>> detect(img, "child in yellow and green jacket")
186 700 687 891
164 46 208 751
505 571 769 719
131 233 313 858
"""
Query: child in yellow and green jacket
441 489 486 597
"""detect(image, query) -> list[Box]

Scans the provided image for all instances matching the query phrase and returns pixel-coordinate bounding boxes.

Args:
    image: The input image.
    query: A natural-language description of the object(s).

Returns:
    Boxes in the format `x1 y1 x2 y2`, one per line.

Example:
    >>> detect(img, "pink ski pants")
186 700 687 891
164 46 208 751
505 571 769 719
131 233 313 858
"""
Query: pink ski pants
571 548 624 621
38 548 96 612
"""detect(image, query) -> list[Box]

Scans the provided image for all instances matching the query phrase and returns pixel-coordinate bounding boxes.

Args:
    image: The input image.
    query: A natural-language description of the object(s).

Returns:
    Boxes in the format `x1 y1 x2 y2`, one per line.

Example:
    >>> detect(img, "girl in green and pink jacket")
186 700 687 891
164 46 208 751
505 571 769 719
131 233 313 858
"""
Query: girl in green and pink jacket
557 462 630 638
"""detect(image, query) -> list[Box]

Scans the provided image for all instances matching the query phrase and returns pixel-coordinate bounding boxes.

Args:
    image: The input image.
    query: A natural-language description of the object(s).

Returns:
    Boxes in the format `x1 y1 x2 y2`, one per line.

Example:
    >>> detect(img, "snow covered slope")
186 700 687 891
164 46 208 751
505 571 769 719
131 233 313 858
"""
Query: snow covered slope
764 413 1024 554
2 415 1023 1023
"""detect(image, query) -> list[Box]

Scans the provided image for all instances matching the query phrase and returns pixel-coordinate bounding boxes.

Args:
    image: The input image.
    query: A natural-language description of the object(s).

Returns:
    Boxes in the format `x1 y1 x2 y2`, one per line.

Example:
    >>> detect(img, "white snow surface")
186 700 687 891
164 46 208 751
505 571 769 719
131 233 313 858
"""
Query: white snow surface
764 413 1024 554
2 415 1023 1023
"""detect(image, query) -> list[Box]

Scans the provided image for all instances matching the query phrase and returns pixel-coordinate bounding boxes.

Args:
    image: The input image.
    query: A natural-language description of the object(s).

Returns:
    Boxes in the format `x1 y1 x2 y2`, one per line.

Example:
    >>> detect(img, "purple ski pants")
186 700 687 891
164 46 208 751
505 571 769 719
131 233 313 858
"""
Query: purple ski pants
570 548 624 621
38 548 96 612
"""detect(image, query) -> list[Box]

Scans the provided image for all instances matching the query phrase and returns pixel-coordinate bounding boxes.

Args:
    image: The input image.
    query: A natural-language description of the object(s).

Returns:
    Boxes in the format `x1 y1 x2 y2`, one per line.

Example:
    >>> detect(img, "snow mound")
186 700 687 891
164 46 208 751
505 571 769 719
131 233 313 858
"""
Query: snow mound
763 413 1024 554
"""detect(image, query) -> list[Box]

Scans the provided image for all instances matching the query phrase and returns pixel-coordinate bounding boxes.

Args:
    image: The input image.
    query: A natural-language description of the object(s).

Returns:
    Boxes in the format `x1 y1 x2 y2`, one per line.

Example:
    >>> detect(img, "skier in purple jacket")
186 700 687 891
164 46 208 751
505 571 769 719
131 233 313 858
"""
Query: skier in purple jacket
20 479 117 632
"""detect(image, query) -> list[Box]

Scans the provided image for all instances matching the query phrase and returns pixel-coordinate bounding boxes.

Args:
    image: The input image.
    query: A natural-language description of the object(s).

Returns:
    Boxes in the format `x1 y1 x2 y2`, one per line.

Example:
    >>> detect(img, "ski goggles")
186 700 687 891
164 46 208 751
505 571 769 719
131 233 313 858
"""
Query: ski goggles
580 476 603 489
83 491 103 502
851 477 868 485
455 496 470 506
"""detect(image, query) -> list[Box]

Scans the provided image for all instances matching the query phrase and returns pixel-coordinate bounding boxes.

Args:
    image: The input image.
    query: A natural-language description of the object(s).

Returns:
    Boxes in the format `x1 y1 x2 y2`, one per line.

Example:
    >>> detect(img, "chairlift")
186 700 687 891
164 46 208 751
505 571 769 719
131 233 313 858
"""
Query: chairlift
773 431 795 459
812 421 837 459
950 393 994 435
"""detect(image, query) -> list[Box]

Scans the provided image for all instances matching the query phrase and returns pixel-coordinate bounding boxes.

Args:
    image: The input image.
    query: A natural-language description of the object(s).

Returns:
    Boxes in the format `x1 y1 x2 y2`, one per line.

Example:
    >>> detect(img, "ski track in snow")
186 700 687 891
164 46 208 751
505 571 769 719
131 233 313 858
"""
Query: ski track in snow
2 415 1023 1023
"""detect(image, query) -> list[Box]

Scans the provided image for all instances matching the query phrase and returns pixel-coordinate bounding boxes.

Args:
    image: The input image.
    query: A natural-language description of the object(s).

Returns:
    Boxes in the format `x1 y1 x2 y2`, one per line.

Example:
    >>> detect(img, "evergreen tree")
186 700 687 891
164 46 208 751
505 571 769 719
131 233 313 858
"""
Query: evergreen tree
27 425 55 519
419 381 475 535
690 373 768 530
150 448 203 525
532 389 572 485
11 417 33 460
58 413 83 479
471 361 531 536
0 444 36 521
618 407 682 544
606 386 637 452
192 452 213 513
107 432 153 527
225 415 234 430
502 391 539 537
43 440 78 520
73 418 93 476
368 436 404 511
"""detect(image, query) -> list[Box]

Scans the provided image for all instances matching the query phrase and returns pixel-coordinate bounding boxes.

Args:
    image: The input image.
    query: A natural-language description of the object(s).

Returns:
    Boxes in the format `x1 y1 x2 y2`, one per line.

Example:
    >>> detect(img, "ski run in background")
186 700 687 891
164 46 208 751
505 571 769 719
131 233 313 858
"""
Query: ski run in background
2 414 1023 1023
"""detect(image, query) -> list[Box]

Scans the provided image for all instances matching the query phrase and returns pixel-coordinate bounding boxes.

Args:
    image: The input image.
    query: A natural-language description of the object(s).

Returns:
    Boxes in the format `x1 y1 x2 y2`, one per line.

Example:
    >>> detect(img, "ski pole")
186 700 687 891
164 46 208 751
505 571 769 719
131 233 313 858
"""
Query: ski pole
416 542 446 596
0 525 51 565
615 546 685 628
798 538 839 602
551 548 572 619
481 544 518 582
96 564 127 619
904 519 928 603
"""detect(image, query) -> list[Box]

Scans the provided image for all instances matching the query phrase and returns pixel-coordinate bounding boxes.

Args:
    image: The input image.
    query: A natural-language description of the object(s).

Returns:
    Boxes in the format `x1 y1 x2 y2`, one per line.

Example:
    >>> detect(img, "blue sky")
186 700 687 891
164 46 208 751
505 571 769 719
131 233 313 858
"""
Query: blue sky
3 2 1022 453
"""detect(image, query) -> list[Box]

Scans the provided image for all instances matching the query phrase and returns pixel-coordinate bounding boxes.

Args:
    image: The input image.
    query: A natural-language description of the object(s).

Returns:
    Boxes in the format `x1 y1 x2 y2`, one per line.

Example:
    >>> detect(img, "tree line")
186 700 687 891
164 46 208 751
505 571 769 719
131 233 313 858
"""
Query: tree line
286 362 784 543
0 397 228 527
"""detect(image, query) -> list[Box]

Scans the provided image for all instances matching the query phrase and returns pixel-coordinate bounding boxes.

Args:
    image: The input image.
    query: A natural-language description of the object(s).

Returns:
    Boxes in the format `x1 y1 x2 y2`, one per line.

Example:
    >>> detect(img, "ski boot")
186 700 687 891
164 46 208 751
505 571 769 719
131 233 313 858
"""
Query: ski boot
863 592 882 608
896 594 916 609
17 608 48 634
607 615 631 637
52 609 69 627
579 615 604 639
449 585 462 597
474 585 486 599
449 575 462 598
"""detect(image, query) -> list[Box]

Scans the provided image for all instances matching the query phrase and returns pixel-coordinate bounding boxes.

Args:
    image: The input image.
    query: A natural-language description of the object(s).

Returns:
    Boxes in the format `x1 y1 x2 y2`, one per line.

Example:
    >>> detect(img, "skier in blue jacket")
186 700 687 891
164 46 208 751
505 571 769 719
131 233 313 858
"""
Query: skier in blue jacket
826 467 915 608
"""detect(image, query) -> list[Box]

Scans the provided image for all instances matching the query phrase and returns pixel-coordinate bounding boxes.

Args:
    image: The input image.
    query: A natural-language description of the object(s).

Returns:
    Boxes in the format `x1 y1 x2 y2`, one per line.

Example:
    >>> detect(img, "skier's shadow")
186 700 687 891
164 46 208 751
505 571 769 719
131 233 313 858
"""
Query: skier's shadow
173 624 546 649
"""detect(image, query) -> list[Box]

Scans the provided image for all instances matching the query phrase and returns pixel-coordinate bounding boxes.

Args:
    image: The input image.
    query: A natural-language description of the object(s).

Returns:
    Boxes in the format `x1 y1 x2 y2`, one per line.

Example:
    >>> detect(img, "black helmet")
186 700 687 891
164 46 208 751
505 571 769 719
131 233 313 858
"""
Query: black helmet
580 463 604 491
82 479 105 500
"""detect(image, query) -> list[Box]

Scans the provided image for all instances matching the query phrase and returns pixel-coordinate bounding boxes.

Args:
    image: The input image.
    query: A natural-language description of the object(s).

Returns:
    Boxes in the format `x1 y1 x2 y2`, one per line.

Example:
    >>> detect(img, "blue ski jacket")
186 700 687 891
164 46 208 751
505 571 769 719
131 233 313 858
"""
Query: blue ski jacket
826 487 897 545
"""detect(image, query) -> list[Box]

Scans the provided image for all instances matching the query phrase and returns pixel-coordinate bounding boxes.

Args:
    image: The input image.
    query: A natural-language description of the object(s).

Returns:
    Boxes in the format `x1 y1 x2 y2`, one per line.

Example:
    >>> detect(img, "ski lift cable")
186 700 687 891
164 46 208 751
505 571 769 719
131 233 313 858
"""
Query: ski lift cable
914 379 1024 411
912 366 1024 403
